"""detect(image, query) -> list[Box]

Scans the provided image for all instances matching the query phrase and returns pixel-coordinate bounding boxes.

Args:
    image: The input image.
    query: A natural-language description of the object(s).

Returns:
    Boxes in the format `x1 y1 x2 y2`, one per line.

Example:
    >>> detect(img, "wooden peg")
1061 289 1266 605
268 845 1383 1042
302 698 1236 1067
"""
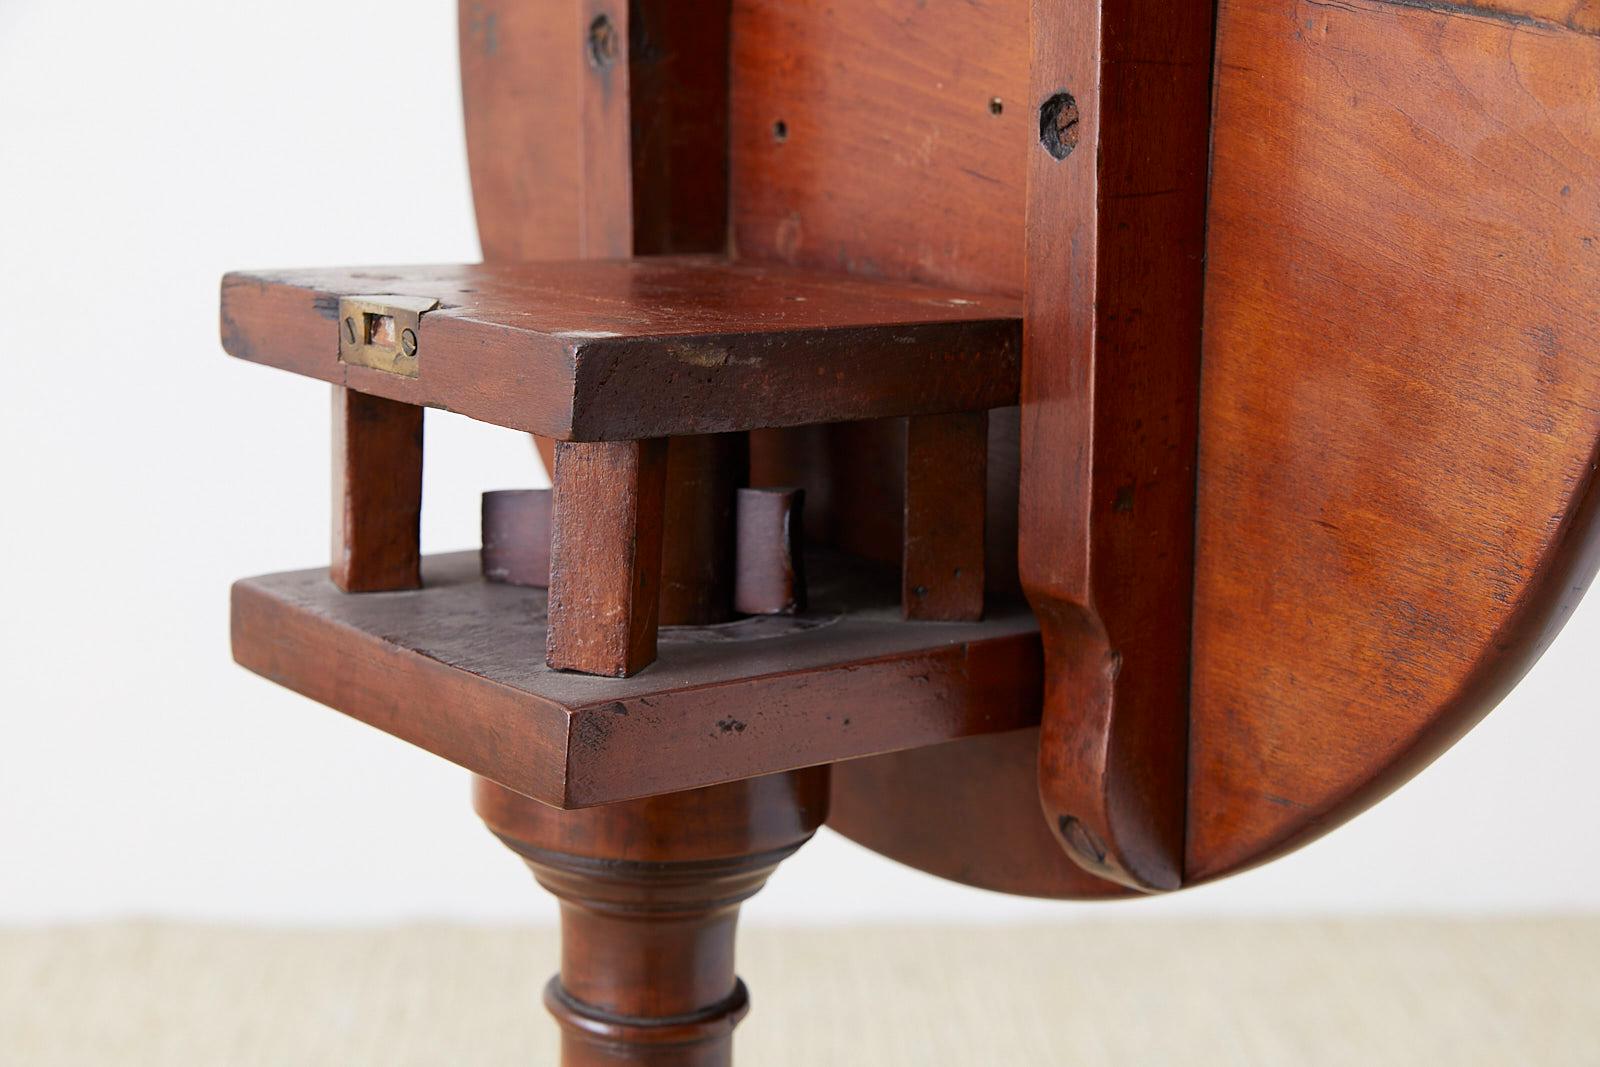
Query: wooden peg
330 386 422 593
903 411 987 621
735 488 806 615
546 439 669 677
481 490 552 588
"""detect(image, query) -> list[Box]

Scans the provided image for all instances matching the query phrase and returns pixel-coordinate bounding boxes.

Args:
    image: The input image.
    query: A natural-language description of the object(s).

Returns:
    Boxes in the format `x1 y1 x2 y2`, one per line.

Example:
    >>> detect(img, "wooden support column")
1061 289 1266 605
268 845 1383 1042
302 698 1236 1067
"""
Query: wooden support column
903 411 987 621
477 769 828 1067
546 439 669 677
1019 0 1214 890
330 386 422 593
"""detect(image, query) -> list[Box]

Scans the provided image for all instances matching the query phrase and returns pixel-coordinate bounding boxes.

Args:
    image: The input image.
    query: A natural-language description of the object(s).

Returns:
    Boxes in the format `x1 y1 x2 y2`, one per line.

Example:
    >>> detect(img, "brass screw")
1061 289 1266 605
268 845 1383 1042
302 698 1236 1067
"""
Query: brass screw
401 328 418 357
344 317 358 345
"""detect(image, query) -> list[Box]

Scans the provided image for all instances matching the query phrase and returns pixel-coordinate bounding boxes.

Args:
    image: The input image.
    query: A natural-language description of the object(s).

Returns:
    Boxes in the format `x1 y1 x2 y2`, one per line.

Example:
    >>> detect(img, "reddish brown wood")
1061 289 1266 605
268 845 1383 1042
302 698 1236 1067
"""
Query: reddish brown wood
733 488 805 616
230 0 1600 942
834 0 1600 899
623 0 731 258
219 259 1021 441
548 440 669 677
903 412 986 621
329 386 423 593
1015 0 1213 892
661 434 745 627
232 550 1042 807
465 1 739 632
828 729 1134 900
461 0 586 262
730 0 1028 296
462 0 729 263
1185 0 1600 882
478 769 827 1066
482 489 552 587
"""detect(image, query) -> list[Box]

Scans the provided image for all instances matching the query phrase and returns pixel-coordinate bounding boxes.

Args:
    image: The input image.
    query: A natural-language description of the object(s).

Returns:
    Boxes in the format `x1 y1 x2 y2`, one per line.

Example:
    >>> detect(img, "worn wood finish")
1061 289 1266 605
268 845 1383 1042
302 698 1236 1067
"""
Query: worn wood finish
479 769 827 1067
231 550 1042 807
1186 0 1600 882
547 440 668 677
730 0 1028 296
733 488 805 615
903 411 987 621
329 386 423 593
219 259 1021 441
482 489 552 588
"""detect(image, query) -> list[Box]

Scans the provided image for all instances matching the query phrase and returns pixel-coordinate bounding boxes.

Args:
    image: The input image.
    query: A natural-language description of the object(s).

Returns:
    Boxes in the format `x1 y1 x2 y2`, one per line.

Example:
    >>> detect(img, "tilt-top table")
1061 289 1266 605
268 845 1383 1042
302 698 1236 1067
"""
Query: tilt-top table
221 1 1600 1061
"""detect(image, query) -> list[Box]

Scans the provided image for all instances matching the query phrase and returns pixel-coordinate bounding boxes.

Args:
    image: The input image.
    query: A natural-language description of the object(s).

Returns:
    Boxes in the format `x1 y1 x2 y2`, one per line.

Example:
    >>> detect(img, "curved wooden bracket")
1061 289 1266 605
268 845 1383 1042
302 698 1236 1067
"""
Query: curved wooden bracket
1020 0 1216 892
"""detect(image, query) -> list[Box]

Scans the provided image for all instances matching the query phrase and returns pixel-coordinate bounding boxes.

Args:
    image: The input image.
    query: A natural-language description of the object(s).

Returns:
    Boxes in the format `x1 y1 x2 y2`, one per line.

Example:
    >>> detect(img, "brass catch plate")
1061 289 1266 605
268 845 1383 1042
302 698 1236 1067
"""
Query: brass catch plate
337 295 440 378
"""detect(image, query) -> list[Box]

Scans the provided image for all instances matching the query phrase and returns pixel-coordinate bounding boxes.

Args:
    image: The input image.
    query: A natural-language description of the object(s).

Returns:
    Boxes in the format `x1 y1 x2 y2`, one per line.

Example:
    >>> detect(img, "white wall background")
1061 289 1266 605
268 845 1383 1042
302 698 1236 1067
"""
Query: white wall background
2 0 1596 928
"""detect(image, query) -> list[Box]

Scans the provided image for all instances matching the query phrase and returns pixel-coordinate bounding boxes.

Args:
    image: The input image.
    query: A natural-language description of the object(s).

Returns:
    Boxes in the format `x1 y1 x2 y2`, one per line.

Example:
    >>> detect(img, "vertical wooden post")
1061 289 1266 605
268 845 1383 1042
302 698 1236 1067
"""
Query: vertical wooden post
546 439 669 677
330 386 423 593
660 432 746 626
903 411 987 621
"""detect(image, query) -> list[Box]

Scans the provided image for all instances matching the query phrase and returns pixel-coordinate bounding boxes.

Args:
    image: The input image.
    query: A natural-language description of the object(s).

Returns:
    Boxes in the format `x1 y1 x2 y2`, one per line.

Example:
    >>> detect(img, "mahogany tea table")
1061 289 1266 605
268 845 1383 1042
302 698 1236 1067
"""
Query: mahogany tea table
221 0 1600 1061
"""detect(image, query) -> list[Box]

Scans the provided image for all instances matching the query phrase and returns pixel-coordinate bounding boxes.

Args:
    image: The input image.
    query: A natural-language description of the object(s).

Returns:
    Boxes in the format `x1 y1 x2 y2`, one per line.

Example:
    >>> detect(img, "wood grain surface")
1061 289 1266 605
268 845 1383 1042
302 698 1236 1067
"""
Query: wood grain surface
1019 0 1214 890
903 412 987 621
1186 0 1600 881
329 387 423 593
220 258 1020 441
231 550 1043 808
546 439 668 677
479 769 827 1066
730 0 1027 296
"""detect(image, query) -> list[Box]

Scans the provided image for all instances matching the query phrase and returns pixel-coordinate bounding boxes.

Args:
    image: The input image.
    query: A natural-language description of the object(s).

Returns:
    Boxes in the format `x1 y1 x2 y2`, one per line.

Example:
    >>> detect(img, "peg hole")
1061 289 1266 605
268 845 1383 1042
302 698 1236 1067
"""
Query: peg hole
1039 91 1080 160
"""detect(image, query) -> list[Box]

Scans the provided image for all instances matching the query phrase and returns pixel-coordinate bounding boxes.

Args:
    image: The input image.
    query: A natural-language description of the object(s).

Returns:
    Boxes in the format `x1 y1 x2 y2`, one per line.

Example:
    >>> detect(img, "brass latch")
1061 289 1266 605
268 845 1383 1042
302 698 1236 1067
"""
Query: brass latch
338 295 440 378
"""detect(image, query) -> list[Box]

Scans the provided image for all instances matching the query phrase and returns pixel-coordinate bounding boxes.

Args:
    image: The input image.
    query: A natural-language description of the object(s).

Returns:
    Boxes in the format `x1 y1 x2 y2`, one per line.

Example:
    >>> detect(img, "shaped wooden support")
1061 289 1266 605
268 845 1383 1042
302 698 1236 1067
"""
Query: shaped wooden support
330 386 422 593
546 439 669 677
1020 0 1214 891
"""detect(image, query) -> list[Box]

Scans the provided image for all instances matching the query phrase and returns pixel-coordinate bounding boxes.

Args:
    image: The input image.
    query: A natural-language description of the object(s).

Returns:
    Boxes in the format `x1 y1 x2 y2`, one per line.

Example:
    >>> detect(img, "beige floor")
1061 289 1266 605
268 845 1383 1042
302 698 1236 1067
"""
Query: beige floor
3 920 1597 1065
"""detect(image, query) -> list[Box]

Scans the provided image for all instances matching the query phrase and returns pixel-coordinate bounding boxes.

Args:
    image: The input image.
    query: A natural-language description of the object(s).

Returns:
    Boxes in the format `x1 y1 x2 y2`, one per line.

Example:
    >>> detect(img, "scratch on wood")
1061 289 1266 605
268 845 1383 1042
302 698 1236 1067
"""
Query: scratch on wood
1308 0 1597 37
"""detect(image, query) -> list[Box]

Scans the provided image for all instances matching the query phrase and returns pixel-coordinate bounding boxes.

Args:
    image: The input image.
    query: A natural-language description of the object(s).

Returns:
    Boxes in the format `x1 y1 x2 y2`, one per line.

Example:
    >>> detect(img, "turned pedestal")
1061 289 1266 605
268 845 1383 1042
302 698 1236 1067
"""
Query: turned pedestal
475 769 828 1066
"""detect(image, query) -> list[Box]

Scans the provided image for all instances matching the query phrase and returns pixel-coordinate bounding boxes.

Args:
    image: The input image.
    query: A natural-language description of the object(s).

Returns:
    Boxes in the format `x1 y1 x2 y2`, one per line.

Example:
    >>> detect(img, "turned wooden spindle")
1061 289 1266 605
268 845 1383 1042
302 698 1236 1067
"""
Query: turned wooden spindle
476 770 828 1067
